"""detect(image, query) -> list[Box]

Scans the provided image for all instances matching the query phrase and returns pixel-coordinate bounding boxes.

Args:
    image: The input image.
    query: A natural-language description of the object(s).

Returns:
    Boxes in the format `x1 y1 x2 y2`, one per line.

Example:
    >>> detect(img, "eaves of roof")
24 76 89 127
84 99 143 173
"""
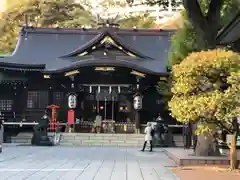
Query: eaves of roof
43 57 168 76
0 61 45 71
217 11 240 45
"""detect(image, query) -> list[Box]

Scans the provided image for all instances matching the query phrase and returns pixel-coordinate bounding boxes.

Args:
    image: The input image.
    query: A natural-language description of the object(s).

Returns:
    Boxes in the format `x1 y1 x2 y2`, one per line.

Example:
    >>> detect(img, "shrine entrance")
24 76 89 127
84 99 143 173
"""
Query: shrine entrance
98 100 118 121
77 84 135 133
96 87 118 121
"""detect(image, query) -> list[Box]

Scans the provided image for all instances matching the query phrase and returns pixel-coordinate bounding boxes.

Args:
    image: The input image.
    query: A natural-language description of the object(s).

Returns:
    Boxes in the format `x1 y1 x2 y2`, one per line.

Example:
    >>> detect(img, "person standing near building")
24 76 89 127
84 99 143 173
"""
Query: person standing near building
95 114 102 133
141 122 153 152
183 122 192 149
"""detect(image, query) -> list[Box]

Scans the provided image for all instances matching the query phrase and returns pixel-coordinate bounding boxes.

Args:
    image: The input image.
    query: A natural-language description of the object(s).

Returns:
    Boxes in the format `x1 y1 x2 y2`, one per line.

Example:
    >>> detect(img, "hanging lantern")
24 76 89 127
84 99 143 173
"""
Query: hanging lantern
68 93 77 109
133 94 142 110
109 86 112 93
89 86 92 93
118 86 121 93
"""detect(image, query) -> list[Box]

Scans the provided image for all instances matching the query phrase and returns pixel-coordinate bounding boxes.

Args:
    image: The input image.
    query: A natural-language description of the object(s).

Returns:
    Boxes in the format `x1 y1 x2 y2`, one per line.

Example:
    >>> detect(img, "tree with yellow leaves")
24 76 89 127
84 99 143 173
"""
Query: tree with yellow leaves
169 49 240 169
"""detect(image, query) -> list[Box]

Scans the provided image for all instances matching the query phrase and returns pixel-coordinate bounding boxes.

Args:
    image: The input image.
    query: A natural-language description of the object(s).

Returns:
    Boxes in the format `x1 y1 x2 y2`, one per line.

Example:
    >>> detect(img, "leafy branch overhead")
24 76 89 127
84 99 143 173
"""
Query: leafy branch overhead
142 0 224 39
167 0 240 67
169 49 240 134
0 0 156 53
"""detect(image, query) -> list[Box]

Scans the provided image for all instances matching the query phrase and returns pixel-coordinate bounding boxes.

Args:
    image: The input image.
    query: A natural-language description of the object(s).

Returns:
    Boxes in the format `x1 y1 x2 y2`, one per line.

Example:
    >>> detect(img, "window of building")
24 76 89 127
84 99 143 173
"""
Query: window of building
27 91 49 109
0 99 13 111
53 92 64 106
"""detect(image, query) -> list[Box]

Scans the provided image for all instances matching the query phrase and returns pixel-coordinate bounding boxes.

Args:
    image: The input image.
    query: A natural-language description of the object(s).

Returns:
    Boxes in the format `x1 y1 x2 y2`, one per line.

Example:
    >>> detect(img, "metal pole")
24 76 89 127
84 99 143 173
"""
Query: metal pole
104 97 107 120
112 96 114 120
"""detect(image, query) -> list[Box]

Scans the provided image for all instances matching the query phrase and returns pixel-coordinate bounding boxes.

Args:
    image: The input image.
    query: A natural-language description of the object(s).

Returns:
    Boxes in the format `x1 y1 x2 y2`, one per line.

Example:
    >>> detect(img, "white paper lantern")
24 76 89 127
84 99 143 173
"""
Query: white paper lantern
68 94 77 109
133 95 142 110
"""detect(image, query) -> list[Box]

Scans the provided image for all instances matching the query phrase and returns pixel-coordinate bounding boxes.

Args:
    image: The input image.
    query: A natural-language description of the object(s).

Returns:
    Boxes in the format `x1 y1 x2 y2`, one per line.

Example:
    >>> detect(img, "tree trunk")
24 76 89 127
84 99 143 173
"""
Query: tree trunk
194 132 220 156
183 0 223 49
229 132 238 170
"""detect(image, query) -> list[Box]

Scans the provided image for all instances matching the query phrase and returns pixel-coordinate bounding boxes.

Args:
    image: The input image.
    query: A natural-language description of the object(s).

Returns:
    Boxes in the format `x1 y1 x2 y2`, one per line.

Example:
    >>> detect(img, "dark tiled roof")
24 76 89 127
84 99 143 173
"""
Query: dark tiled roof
61 29 152 59
217 11 240 45
0 27 174 75
52 56 162 75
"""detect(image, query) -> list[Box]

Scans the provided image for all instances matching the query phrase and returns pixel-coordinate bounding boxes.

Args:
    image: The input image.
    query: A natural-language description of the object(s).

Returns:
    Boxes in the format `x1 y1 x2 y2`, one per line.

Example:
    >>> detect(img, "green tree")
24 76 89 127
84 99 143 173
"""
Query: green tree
169 49 240 169
130 0 240 67
167 12 198 67
0 0 93 53
118 15 155 28
152 0 240 157
170 1 239 67
81 0 156 28
0 0 156 53
138 0 240 48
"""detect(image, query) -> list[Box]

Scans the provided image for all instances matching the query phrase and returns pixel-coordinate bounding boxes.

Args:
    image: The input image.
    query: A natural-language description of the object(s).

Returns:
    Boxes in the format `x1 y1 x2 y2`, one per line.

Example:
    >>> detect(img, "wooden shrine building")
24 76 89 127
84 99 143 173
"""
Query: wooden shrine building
0 25 174 134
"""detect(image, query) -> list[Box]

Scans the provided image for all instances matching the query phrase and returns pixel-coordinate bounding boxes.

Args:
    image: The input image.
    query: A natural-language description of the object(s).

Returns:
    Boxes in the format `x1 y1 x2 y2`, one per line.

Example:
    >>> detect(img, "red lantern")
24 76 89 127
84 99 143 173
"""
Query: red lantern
68 110 75 125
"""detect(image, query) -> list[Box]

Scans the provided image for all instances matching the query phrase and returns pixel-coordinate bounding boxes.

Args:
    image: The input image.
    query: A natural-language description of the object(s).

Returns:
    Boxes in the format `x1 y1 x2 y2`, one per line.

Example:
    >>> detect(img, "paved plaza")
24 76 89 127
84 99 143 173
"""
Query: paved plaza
0 145 179 180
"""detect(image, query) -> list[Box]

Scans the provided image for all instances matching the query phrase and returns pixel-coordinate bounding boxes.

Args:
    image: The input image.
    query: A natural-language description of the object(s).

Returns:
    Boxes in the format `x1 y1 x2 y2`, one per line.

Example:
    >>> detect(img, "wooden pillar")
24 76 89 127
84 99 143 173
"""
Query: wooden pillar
11 83 17 114
67 75 77 133
11 82 25 118
135 110 140 134
133 93 142 134
48 86 53 105
46 79 53 105
133 77 142 134
22 85 28 118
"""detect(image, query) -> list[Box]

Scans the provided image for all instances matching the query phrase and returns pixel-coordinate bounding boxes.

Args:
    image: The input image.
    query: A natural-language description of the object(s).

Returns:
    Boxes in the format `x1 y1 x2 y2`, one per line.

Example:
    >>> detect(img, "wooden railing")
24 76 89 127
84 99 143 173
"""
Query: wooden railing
0 111 185 134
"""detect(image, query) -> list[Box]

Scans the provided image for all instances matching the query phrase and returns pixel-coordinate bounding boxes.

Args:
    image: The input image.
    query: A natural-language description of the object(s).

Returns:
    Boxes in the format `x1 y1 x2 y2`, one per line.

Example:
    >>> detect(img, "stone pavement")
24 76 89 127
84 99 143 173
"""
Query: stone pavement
0 145 179 180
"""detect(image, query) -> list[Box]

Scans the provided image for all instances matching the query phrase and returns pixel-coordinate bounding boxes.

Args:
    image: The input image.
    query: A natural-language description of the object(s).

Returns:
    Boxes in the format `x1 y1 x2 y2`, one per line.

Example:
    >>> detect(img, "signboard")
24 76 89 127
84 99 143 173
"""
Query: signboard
68 93 77 109
75 118 80 124
133 95 142 110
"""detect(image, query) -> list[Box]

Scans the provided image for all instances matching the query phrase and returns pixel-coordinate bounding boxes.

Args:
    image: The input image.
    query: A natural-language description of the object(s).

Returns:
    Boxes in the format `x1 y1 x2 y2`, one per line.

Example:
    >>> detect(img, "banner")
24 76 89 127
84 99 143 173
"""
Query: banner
67 110 75 125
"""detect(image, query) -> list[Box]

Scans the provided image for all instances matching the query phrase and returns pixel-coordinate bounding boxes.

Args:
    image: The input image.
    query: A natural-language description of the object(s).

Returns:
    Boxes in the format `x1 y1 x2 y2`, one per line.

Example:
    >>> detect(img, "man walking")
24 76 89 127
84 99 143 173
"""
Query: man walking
141 122 153 152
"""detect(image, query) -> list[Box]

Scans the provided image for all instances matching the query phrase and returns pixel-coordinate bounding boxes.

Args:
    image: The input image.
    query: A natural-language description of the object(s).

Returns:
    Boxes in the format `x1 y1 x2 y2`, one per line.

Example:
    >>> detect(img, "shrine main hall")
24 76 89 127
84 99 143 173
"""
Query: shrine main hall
0 24 174 133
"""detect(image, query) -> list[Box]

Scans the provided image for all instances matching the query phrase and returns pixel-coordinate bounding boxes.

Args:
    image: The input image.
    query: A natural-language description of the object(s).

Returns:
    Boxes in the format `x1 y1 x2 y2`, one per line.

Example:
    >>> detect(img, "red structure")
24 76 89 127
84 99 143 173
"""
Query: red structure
47 104 59 132
67 110 75 125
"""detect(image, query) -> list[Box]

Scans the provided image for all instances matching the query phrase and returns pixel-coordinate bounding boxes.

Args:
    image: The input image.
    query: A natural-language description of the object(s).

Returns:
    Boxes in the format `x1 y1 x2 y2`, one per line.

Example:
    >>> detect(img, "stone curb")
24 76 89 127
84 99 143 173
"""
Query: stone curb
163 149 240 166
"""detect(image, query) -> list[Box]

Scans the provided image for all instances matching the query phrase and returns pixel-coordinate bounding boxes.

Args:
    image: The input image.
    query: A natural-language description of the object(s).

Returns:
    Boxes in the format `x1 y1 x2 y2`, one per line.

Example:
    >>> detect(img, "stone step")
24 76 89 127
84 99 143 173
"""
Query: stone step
8 133 184 147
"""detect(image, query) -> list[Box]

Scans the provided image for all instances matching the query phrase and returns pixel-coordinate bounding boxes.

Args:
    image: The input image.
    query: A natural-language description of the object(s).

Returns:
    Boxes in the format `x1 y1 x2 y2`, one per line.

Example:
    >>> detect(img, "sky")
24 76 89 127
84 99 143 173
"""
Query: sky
0 0 5 12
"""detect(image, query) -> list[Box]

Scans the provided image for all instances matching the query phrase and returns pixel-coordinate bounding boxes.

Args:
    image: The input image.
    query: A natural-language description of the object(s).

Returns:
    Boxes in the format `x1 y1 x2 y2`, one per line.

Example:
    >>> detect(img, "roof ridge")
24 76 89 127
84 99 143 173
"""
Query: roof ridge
60 29 153 59
60 31 105 58
21 26 176 34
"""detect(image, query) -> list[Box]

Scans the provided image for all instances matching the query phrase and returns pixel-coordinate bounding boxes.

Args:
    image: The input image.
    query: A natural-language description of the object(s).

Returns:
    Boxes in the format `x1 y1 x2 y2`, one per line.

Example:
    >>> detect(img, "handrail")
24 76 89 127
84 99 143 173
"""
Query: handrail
2 120 185 128
140 124 184 128
3 122 39 125
3 122 67 126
